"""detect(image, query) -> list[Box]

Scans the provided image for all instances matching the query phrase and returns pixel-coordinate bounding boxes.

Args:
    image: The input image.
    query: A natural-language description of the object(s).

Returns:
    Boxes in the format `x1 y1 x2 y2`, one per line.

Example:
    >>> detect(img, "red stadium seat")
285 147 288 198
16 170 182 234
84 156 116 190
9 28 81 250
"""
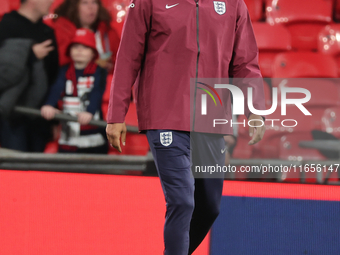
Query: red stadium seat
321 107 340 139
335 0 340 22
318 24 340 76
105 0 131 37
271 78 340 108
279 132 325 183
237 105 326 158
272 52 338 78
279 132 326 161
265 0 333 50
318 24 340 56
9 0 20 11
124 101 138 126
253 23 291 77
244 0 265 22
263 80 273 108
0 0 10 19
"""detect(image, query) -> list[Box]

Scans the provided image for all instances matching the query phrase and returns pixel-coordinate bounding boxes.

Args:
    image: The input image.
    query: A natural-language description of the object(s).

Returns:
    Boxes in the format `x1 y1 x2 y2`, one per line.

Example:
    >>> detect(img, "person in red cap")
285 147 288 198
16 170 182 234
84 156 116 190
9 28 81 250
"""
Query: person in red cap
41 28 108 154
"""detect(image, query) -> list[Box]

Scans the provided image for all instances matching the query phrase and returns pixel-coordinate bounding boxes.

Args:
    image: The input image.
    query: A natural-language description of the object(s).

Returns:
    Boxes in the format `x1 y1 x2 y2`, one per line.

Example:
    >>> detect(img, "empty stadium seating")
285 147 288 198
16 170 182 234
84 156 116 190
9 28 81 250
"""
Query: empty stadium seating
279 132 326 160
105 0 130 37
318 24 340 56
253 23 292 77
244 0 264 22
335 0 340 22
263 80 273 108
277 131 325 182
236 105 328 159
318 24 340 76
321 107 340 139
272 52 338 78
266 0 333 50
272 78 340 108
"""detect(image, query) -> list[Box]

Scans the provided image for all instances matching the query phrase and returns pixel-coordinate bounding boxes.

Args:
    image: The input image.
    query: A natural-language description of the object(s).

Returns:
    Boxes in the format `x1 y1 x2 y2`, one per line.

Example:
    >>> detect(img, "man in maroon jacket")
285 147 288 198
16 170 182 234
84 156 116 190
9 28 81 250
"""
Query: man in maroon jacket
106 0 266 254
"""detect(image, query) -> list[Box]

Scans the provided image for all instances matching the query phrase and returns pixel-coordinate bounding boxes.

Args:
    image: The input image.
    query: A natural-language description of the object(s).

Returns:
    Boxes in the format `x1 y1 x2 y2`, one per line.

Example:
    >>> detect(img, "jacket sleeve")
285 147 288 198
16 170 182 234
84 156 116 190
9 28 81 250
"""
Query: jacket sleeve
45 66 67 107
106 0 152 124
228 0 266 121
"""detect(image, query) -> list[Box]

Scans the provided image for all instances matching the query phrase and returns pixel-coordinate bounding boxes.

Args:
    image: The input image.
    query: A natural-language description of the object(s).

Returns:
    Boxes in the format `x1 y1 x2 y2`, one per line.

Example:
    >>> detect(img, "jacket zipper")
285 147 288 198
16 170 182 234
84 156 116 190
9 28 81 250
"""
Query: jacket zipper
192 0 200 131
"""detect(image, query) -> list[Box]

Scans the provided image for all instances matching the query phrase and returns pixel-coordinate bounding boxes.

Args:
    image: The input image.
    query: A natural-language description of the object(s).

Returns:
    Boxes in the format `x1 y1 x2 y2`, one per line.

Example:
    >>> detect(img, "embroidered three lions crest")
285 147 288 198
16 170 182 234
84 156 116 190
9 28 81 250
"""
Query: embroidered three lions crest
213 1 226 15
160 132 173 146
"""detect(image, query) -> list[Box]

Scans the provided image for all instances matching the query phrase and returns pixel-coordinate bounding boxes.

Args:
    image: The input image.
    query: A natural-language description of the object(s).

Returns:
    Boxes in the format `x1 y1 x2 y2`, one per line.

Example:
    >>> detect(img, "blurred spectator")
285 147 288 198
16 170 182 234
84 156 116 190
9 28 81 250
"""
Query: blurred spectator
0 0 59 152
41 29 108 154
48 0 120 72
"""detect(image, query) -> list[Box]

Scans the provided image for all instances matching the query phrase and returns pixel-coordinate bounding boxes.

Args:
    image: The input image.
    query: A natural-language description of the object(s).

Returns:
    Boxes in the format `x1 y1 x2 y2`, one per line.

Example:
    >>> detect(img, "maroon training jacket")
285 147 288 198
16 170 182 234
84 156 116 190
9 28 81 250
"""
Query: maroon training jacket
107 0 266 134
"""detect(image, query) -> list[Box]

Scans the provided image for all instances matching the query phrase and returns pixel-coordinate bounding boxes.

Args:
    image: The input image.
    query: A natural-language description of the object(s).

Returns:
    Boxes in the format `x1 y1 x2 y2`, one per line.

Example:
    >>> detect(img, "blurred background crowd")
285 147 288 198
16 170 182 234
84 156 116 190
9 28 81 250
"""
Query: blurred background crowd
1 0 340 170
0 0 133 155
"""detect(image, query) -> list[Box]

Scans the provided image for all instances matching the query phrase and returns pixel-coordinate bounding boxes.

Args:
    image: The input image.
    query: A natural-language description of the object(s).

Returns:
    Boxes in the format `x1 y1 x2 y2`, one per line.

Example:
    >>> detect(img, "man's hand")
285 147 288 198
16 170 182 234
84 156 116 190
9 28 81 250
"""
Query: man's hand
248 114 265 145
32 39 54 60
106 123 127 153
41 105 59 120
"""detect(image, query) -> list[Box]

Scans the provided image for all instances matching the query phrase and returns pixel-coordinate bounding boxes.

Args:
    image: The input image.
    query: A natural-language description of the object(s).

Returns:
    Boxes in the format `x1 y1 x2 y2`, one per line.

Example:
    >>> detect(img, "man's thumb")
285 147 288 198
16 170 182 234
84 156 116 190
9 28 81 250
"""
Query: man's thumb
121 129 126 146
249 125 254 137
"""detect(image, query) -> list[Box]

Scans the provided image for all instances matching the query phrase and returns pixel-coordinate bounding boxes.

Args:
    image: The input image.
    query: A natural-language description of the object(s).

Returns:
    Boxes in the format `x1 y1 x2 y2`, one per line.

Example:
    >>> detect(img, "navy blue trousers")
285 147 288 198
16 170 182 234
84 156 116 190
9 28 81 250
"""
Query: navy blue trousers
146 130 225 255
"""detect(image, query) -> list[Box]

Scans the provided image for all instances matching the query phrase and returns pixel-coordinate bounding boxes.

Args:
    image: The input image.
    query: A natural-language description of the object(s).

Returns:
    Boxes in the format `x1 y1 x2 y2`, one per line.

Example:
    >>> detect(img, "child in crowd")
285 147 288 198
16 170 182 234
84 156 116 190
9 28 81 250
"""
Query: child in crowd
41 29 108 154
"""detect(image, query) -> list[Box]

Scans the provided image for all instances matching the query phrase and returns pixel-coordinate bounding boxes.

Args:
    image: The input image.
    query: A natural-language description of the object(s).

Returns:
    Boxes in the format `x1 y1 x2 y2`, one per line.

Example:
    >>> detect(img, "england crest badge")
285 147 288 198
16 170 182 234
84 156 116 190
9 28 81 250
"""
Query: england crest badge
213 1 226 15
160 132 173 147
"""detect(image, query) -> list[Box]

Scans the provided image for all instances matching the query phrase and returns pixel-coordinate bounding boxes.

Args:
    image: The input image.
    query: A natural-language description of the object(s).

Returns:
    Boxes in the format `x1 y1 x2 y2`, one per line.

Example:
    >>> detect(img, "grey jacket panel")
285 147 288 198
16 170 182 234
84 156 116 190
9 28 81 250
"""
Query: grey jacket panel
22 60 48 108
0 70 29 117
0 38 48 118
0 39 32 92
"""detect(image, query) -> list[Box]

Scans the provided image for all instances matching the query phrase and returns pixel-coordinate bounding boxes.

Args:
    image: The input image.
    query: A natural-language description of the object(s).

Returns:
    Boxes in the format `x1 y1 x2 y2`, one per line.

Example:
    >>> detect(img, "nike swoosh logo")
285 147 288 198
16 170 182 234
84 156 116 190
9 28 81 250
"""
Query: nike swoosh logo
221 147 227 154
166 3 179 9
